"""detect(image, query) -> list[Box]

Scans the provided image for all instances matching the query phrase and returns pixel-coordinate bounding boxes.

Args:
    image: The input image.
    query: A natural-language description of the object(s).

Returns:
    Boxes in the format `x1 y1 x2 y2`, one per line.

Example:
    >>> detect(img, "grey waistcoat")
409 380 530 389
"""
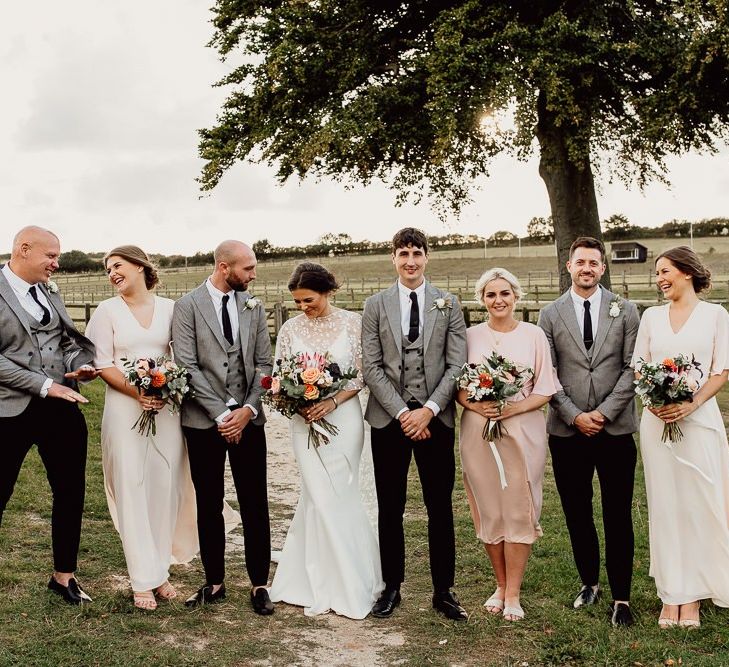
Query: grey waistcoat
27 304 68 385
401 333 428 405
225 337 247 406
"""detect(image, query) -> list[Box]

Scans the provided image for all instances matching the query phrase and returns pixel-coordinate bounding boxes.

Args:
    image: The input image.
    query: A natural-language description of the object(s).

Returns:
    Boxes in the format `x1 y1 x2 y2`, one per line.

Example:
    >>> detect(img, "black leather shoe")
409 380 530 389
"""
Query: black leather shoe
184 583 226 607
47 577 93 604
371 588 401 618
432 590 468 621
610 602 634 627
573 585 600 608
250 587 274 615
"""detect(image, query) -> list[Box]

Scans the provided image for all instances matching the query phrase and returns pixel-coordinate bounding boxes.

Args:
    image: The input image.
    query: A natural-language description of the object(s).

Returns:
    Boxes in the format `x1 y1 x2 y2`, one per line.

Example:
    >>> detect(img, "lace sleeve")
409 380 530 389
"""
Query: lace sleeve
274 319 294 363
345 312 365 391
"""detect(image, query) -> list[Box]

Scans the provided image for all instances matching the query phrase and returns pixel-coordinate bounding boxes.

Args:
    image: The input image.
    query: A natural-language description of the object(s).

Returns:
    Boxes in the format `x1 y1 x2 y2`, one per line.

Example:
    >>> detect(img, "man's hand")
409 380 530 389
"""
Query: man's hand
64 366 101 381
574 412 603 437
218 406 253 444
399 407 433 440
47 382 89 403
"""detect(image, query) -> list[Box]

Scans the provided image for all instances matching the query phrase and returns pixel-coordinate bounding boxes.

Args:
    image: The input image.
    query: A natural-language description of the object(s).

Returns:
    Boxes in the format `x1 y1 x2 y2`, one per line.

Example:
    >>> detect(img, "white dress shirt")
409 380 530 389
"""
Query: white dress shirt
2 263 56 397
395 279 440 418
570 286 602 342
205 279 257 422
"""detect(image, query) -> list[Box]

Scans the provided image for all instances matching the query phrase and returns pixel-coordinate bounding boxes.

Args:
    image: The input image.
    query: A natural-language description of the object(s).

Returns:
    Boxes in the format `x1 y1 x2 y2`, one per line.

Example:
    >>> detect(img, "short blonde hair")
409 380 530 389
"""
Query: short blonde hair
474 267 523 304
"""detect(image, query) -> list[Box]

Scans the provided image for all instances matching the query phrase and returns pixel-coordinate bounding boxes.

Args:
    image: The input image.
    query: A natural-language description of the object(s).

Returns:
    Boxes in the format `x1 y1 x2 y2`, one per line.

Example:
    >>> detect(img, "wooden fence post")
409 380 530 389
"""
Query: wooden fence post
85 303 92 325
462 306 470 327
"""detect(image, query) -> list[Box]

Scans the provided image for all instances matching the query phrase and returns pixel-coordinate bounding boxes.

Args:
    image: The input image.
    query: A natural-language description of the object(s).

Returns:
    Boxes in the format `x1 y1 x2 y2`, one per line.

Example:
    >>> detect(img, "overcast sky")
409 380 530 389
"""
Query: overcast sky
2 1 728 256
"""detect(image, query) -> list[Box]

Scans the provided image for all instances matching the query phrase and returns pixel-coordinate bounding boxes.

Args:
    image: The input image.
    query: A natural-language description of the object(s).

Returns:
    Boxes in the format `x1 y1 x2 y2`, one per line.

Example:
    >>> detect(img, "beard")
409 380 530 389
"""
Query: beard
226 275 249 292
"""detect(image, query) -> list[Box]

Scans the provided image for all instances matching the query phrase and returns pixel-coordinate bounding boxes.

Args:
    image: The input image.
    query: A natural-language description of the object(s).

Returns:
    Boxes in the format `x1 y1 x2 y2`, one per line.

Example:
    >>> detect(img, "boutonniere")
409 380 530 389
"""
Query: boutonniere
46 280 59 294
429 297 453 316
609 297 623 318
245 296 260 310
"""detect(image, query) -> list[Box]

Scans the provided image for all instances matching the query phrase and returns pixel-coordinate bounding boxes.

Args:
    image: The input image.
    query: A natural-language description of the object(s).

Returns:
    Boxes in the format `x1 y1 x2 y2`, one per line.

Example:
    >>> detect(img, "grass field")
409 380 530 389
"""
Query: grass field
2 381 729 666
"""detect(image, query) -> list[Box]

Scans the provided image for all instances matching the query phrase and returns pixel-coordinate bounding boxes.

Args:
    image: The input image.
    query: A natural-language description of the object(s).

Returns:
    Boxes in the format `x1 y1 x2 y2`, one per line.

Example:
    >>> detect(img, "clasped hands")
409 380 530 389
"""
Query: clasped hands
399 407 433 441
574 410 606 437
218 406 254 444
299 398 336 425
649 401 696 424
473 400 516 422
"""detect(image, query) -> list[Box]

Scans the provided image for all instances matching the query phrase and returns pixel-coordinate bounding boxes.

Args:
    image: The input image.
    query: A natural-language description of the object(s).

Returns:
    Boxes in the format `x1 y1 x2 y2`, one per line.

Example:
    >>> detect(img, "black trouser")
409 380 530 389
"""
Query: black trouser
371 414 456 592
0 398 88 573
549 431 636 601
183 422 270 587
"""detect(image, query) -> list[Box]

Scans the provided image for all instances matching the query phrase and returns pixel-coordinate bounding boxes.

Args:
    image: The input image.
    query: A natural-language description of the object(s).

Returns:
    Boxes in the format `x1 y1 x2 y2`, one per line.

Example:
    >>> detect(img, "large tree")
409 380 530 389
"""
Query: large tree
199 1 729 290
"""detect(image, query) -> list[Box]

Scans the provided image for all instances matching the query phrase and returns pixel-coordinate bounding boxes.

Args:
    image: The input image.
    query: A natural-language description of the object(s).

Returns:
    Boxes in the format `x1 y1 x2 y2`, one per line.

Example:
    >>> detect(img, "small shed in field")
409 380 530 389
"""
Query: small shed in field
610 241 648 263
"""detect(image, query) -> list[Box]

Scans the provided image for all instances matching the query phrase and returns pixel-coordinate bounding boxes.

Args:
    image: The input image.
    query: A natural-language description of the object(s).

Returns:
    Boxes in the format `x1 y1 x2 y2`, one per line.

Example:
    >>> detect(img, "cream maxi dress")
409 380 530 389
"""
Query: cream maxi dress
633 301 729 606
86 296 200 591
269 308 383 618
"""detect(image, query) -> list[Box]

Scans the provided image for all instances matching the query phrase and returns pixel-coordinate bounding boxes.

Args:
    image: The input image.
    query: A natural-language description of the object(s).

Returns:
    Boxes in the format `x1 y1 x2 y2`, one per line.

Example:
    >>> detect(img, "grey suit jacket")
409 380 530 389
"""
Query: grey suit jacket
537 286 640 437
171 283 272 429
0 268 95 417
362 281 467 429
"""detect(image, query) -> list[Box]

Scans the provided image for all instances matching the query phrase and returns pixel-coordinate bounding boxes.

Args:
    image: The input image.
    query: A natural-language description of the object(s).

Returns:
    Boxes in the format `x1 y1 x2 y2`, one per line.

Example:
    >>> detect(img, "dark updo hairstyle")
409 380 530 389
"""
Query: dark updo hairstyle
104 245 160 290
287 262 339 294
656 245 711 293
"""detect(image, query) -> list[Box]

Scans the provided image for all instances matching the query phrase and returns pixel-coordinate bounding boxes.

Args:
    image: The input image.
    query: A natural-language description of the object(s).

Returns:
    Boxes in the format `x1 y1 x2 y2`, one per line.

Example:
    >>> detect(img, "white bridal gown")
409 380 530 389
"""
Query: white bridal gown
270 308 383 618
633 301 729 606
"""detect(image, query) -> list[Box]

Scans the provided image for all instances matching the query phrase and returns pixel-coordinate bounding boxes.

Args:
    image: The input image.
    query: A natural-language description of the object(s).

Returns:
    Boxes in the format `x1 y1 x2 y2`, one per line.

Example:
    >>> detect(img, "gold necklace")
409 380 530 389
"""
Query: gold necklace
487 320 518 346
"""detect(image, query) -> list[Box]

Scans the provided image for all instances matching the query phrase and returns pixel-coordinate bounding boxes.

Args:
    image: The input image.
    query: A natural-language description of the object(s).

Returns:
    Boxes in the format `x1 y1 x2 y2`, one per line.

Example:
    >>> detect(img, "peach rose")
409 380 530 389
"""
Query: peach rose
271 377 281 394
301 368 321 384
303 384 320 400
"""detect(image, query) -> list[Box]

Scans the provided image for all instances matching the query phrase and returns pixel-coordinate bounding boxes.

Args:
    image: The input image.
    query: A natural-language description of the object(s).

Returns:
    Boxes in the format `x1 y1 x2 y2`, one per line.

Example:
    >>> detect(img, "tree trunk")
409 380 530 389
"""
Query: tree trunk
535 91 610 293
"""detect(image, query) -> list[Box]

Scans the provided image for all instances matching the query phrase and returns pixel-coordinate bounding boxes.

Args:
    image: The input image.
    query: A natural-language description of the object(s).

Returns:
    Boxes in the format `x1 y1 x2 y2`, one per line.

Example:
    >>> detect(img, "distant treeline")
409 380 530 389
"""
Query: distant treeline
10 218 725 274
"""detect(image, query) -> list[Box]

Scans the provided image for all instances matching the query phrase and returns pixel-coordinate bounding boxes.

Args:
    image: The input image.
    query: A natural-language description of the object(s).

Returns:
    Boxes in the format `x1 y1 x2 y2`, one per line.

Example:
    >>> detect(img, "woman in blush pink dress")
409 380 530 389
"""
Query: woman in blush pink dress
458 268 560 621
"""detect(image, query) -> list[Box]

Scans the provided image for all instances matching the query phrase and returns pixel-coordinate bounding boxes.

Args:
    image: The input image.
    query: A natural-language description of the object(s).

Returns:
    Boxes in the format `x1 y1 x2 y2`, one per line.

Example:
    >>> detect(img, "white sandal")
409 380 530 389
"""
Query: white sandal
483 595 505 615
503 604 524 621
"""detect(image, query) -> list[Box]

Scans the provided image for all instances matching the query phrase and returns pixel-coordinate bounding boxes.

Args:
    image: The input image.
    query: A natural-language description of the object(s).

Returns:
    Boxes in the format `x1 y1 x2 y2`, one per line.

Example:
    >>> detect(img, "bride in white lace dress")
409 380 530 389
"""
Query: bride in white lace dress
270 263 383 619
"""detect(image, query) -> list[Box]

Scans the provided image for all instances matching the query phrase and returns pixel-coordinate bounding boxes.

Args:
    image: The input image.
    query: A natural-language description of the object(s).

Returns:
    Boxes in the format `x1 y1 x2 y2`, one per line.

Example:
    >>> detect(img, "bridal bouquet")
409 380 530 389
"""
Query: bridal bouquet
634 354 702 443
122 355 193 437
261 351 358 448
454 351 533 441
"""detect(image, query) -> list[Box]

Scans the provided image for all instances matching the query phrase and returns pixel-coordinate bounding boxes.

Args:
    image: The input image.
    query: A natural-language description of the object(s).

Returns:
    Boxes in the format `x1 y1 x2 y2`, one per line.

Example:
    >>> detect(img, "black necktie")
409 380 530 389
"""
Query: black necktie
28 286 51 325
583 300 593 350
408 291 419 342
221 294 234 345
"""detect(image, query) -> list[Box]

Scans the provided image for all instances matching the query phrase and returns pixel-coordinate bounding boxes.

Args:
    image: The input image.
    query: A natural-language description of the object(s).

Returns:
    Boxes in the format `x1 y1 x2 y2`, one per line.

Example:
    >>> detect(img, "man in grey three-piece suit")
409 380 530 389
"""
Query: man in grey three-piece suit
171 240 274 615
537 236 640 627
0 226 99 604
362 227 468 621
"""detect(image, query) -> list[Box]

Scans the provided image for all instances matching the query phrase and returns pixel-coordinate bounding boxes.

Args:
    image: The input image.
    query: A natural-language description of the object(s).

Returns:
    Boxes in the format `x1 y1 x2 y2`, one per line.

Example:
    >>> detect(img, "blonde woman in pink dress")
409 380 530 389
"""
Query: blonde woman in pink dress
458 268 560 621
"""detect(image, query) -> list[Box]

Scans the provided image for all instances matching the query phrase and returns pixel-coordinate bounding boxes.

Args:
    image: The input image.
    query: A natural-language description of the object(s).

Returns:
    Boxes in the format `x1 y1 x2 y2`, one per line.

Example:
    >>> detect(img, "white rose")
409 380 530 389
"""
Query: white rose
435 298 446 308
246 297 260 309
609 303 620 317
47 280 59 294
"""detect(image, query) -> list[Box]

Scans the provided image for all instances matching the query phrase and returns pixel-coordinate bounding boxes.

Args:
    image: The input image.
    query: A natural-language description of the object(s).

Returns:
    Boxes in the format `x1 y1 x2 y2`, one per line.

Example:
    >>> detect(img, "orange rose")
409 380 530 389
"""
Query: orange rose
303 384 320 400
301 368 321 384
479 373 493 388
662 358 678 372
150 371 166 388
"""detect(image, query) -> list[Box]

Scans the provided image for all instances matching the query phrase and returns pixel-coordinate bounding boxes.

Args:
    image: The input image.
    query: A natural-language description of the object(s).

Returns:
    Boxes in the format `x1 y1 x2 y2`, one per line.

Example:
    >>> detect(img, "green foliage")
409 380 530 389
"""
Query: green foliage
199 1 729 216
527 216 554 242
58 250 104 274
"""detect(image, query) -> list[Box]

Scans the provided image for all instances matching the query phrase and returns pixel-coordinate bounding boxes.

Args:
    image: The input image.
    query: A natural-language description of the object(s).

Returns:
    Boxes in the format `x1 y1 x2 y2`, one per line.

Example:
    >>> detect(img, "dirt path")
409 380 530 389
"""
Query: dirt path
225 393 405 666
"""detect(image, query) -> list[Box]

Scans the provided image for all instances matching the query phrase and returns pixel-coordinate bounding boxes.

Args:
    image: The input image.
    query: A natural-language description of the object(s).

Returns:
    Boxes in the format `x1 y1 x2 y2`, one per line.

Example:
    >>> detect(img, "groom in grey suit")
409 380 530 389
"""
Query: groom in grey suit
0 226 98 604
362 227 468 621
172 240 274 614
537 236 640 627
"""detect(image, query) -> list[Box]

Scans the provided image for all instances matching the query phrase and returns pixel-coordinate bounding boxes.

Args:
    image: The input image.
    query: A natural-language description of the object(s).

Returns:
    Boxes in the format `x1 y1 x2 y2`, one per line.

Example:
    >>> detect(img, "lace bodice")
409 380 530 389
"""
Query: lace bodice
275 308 364 391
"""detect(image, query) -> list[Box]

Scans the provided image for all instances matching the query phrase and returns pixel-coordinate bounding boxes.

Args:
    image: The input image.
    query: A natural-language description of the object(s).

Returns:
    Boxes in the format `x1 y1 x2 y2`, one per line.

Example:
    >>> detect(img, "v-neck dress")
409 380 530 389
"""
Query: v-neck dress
632 301 729 605
86 295 200 591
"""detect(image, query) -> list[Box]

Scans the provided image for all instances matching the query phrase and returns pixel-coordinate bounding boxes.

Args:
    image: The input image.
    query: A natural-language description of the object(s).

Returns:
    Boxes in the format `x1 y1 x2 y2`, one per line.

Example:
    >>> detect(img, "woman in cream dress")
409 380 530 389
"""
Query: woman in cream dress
632 246 729 629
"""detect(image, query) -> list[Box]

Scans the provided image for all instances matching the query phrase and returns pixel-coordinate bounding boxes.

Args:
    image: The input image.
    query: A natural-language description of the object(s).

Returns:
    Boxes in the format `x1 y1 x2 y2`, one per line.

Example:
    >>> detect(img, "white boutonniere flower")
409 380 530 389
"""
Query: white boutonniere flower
609 297 622 318
429 297 453 316
46 280 59 294
245 296 260 310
